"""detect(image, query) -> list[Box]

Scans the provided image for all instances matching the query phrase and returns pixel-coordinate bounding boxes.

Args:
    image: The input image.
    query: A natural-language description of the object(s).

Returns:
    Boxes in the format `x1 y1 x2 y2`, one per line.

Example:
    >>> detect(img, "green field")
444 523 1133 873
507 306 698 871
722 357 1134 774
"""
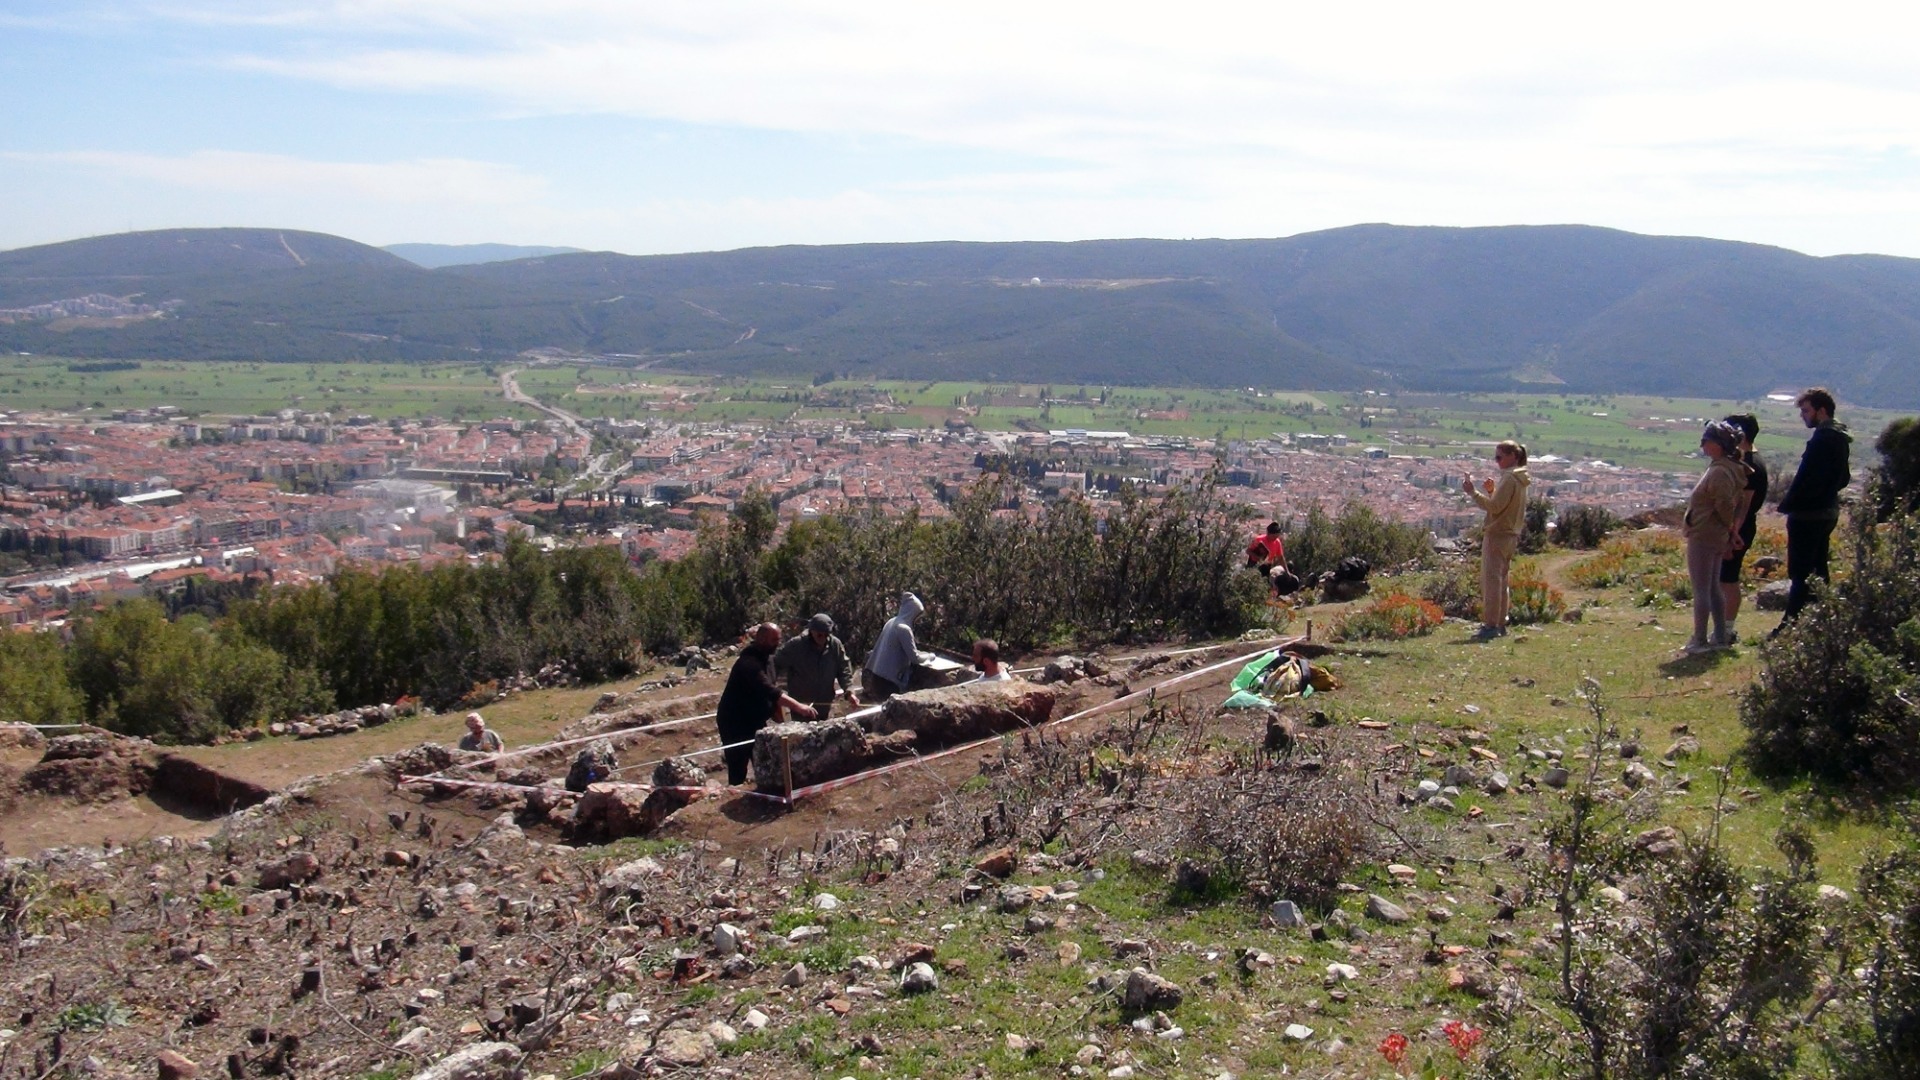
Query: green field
5 357 1903 473
0 357 539 421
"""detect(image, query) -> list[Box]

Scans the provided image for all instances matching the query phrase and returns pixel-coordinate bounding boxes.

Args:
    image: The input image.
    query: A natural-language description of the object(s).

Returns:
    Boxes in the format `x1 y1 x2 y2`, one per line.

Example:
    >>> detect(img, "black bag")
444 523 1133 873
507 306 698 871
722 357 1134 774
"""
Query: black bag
1269 569 1303 596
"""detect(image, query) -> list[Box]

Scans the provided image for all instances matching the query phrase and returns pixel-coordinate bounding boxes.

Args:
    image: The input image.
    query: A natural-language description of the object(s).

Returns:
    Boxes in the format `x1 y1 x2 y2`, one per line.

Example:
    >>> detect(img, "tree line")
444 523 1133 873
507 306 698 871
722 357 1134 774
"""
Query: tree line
2 474 1438 745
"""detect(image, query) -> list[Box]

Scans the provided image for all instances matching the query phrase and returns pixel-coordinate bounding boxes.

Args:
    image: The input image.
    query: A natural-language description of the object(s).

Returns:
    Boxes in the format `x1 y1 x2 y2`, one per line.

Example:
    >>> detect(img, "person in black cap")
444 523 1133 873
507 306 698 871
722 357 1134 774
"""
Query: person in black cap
772 612 860 721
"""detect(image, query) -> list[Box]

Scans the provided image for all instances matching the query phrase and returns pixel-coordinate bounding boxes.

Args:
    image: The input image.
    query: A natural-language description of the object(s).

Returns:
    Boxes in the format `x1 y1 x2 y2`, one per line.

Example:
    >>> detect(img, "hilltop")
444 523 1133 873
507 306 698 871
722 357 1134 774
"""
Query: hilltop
1 534 1909 1079
3 225 1920 404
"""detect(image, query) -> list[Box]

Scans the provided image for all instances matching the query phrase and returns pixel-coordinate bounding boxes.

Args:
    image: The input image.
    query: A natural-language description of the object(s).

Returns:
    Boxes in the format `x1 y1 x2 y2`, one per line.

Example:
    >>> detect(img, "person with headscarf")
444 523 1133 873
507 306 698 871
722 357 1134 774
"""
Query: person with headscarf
1681 421 1752 655
773 612 860 720
1717 413 1768 643
863 591 928 700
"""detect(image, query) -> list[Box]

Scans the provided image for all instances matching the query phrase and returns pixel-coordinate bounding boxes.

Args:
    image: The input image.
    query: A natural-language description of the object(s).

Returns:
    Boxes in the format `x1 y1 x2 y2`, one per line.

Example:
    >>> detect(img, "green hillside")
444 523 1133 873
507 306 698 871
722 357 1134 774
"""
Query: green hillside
4 225 1920 404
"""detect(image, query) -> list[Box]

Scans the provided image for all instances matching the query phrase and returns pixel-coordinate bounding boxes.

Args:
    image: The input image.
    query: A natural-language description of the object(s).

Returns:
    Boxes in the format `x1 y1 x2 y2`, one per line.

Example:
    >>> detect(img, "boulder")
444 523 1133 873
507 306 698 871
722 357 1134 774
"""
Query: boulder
565 740 618 793
868 682 1056 744
749 718 916 794
635 756 706 831
257 852 321 890
570 783 653 843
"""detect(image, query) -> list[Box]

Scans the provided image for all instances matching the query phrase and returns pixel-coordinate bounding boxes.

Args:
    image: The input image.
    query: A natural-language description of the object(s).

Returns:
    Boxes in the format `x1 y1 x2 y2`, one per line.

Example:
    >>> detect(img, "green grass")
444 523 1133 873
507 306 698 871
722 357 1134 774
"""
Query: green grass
0 357 537 421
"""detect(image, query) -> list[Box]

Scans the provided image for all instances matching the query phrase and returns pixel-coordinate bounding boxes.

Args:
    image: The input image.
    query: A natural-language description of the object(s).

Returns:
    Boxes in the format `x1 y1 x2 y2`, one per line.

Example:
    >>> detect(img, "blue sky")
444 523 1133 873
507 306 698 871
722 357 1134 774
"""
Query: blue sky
4 1 1918 258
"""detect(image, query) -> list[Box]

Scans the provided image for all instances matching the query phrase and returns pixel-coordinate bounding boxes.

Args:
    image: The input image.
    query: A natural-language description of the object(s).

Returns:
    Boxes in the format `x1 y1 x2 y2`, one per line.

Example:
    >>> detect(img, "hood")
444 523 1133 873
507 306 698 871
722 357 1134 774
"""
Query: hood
1817 419 1853 444
1508 465 1531 488
895 591 924 624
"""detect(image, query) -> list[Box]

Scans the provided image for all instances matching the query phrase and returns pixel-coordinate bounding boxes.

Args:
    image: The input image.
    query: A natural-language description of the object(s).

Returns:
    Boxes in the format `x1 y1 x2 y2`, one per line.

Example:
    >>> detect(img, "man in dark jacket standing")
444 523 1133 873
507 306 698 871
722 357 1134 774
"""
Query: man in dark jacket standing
1774 387 1852 630
717 623 817 785
773 613 860 720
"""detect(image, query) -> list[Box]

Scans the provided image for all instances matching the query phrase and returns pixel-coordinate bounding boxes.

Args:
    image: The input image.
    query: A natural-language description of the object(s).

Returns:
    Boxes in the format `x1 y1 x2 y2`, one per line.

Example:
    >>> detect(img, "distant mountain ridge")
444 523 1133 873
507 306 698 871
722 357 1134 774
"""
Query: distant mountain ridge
383 243 587 269
3 225 1919 406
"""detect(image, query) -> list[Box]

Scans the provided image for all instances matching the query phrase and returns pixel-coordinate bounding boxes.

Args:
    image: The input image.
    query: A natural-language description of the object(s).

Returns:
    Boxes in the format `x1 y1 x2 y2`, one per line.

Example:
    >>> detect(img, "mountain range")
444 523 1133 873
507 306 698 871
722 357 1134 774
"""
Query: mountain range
3 225 1919 406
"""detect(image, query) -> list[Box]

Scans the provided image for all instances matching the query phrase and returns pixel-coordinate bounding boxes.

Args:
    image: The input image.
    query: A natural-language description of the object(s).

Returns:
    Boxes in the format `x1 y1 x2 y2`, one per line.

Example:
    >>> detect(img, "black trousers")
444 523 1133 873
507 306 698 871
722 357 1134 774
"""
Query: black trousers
1783 515 1837 620
718 718 762 785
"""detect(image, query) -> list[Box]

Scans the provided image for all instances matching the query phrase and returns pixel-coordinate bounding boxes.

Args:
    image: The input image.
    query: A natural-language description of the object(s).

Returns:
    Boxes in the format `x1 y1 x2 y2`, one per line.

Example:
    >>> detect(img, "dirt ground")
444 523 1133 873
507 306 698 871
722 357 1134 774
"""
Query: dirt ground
0 638 1287 862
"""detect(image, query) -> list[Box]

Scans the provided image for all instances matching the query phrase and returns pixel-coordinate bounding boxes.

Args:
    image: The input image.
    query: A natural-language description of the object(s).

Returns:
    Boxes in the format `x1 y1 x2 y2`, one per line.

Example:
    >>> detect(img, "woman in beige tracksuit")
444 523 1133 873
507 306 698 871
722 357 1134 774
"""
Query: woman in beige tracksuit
1463 440 1531 638
1682 422 1751 654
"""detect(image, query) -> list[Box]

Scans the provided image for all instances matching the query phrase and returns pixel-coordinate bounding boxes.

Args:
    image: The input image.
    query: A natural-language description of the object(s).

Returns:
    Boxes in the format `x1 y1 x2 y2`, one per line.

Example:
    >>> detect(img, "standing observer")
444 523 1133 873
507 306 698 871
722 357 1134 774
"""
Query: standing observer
1682 422 1751 655
1774 387 1852 632
773 612 860 720
1463 440 1530 639
1718 413 1768 643
716 623 816 785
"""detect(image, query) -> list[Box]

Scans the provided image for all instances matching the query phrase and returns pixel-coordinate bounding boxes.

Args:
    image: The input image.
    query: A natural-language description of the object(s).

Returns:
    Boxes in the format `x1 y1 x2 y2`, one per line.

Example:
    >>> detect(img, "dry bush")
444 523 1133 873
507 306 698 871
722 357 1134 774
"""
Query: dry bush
1420 560 1482 621
957 702 1386 912
1335 593 1446 642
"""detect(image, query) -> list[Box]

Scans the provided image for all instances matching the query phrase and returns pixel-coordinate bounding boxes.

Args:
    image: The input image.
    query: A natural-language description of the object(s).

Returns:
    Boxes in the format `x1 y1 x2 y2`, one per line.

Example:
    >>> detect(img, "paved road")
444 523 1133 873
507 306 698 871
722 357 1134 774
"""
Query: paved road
501 368 629 490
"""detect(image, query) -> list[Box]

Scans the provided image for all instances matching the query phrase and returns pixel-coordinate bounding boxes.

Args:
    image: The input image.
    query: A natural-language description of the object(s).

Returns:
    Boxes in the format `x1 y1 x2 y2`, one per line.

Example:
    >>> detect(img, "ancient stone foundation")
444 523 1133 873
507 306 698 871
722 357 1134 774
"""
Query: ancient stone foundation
867 682 1057 744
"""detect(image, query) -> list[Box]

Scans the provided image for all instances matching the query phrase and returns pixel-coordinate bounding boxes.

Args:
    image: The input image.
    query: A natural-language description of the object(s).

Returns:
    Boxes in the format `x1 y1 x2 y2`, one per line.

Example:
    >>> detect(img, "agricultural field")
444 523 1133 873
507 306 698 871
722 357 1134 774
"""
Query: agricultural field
0 356 539 421
5 356 1906 474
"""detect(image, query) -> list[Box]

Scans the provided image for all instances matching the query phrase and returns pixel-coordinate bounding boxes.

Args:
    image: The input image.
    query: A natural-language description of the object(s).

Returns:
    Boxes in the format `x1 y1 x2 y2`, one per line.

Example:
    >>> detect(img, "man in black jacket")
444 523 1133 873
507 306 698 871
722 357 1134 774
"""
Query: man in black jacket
1773 388 1852 630
716 623 817 785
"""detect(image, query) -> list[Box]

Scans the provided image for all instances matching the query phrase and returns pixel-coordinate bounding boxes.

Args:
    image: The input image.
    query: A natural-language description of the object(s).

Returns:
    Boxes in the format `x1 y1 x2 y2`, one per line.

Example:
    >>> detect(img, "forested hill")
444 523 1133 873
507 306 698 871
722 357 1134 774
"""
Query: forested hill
5 224 1920 406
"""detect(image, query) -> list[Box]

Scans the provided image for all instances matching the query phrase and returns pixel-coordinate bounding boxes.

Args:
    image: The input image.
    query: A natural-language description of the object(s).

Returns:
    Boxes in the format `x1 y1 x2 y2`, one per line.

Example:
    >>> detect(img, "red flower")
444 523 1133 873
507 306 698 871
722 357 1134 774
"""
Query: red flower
1443 1019 1485 1060
1378 1031 1410 1067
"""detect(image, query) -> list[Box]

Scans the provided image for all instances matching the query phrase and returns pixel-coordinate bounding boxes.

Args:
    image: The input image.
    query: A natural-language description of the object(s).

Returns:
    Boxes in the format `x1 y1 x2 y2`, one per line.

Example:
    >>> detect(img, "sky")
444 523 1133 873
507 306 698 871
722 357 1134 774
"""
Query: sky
4 1 1919 259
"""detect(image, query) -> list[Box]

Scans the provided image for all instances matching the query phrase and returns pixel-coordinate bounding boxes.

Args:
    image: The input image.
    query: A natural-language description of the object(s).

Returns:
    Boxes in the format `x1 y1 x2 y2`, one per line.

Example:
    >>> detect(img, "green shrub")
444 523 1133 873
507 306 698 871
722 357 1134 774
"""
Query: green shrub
1826 812 1920 1078
1742 503 1920 789
1419 561 1480 621
1335 593 1446 642
1556 503 1619 549
1520 495 1553 553
1279 500 1431 580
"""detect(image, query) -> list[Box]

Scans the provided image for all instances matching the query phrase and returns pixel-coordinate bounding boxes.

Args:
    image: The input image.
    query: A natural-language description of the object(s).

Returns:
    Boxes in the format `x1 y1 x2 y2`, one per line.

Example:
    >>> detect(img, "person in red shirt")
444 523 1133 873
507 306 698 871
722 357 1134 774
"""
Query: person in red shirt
1245 521 1298 594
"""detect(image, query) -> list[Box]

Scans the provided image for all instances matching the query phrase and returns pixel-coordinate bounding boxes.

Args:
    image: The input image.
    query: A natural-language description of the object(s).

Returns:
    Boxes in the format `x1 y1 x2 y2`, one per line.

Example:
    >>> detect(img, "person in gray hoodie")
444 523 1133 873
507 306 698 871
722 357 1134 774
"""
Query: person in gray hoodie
864 591 928 699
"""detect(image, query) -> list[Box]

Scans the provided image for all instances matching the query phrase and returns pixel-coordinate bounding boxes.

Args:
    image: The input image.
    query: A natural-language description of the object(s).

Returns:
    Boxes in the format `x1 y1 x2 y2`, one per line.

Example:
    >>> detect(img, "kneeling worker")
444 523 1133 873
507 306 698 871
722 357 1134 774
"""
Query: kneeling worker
773 612 861 720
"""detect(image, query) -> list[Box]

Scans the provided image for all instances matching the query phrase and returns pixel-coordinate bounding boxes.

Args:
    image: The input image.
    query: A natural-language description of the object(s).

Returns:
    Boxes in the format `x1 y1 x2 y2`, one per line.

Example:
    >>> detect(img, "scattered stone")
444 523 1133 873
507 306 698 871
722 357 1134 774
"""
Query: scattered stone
1122 969 1184 1012
598 857 665 901
1270 900 1306 927
393 1026 433 1052
1818 884 1850 904
1365 894 1411 924
712 923 743 957
782 962 809 988
409 1042 521 1080
812 892 841 911
156 1049 200 1080
1598 886 1628 905
1427 795 1455 812
645 1024 717 1069
1623 762 1658 790
900 962 939 994
1057 942 1083 966
999 885 1039 913
1443 764 1477 788
1284 1023 1314 1041
705 1021 738 1046
1416 779 1442 798
1240 950 1277 974
257 852 321 890
1664 736 1701 760
1634 826 1683 858
742 1009 770 1031
974 847 1017 878
1485 771 1511 795
1426 906 1453 923
1024 914 1055 934
1325 963 1359 982
1756 579 1792 611
1543 767 1571 789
